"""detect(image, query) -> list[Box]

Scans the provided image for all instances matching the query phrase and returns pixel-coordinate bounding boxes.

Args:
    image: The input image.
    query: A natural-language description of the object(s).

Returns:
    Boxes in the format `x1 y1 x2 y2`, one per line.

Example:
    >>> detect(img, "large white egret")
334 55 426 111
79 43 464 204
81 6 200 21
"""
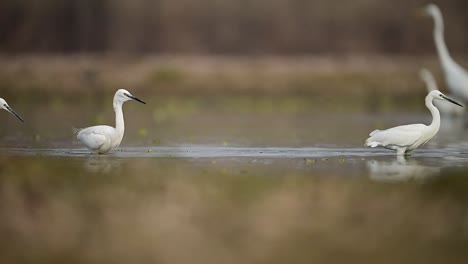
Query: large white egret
423 3 468 101
365 90 463 156
419 68 464 116
0 98 24 122
75 89 146 154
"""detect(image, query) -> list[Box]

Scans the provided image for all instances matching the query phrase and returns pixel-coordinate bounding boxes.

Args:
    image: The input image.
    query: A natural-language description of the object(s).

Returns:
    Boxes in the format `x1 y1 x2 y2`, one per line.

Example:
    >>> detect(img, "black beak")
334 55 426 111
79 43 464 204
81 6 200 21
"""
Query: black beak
6 105 25 122
442 95 464 107
126 94 146 104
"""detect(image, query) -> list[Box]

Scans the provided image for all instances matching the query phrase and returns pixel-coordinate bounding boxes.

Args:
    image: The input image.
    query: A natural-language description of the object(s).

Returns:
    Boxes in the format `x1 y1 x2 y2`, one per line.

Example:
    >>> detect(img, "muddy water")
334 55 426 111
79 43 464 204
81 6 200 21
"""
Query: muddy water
1 95 468 263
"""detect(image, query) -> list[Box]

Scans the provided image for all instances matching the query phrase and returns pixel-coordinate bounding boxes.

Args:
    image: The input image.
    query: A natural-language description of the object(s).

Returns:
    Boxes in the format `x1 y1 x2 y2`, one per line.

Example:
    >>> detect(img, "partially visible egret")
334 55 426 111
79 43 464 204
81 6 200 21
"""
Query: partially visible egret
365 90 463 156
1 98 24 122
422 3 468 101
419 68 464 116
75 89 146 154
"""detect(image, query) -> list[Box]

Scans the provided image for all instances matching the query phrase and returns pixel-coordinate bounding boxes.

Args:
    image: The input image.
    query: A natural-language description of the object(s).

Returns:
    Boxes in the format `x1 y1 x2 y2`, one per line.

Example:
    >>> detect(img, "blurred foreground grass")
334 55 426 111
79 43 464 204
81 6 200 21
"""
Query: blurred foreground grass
1 156 468 264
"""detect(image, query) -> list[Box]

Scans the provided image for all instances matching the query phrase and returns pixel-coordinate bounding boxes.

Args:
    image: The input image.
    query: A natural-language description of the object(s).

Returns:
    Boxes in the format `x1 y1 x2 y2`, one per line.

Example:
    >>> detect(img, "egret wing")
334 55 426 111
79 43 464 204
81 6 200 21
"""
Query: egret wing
367 124 425 147
76 125 113 151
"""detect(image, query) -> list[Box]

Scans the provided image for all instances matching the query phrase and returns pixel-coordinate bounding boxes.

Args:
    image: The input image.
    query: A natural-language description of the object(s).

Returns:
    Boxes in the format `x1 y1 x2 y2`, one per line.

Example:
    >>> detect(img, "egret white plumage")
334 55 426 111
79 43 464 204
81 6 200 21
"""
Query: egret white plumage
0 98 24 122
422 3 468 101
75 89 145 154
365 90 463 156
419 68 464 116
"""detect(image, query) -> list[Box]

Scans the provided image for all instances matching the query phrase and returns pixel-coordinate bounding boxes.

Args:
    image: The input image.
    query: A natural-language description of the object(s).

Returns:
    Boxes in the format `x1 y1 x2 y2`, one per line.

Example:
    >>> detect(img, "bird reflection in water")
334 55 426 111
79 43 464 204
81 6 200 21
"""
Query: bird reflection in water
366 156 440 182
83 157 123 174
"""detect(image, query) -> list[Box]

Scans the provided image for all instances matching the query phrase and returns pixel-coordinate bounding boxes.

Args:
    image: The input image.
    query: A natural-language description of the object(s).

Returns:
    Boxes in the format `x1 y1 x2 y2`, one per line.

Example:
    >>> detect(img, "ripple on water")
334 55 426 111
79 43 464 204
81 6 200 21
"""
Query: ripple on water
1 146 468 160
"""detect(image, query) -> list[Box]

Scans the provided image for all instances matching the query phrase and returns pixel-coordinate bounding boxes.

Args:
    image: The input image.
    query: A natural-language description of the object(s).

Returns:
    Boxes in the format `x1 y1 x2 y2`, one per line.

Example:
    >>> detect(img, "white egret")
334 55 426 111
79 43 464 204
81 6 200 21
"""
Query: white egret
419 68 464 116
75 89 146 154
422 3 468 101
0 98 24 122
365 90 463 156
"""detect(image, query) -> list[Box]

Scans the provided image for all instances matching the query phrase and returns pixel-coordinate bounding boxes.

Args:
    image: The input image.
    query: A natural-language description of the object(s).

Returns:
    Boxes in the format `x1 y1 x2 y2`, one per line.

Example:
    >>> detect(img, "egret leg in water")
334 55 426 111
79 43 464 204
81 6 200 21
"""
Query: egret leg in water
0 98 24 122
420 4 468 102
75 89 146 154
365 90 463 156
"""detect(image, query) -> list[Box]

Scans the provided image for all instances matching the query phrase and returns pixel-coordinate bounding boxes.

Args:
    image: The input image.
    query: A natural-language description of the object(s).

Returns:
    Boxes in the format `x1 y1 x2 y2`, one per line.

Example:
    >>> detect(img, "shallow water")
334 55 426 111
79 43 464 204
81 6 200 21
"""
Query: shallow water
1 95 468 263
2 145 468 180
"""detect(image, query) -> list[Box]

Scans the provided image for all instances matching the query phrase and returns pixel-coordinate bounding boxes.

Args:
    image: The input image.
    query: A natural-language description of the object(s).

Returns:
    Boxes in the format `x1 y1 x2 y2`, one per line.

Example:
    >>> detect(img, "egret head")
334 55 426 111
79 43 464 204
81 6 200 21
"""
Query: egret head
0 98 24 122
114 89 146 105
422 3 441 18
419 68 432 82
430 90 463 107
419 68 437 92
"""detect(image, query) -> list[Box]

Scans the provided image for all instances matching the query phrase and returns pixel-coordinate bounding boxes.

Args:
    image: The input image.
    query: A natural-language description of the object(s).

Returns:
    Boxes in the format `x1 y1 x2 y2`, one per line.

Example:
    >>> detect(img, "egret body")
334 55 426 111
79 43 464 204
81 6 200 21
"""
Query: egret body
0 98 24 122
75 89 145 154
365 90 463 156
423 3 468 101
419 68 464 116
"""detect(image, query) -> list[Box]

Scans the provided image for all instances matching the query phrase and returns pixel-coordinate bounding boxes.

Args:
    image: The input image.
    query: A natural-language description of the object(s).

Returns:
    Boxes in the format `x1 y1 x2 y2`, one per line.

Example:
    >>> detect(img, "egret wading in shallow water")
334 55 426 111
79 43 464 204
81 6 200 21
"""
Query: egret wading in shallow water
365 90 463 156
419 68 464 116
1 98 24 122
75 89 146 154
421 3 468 101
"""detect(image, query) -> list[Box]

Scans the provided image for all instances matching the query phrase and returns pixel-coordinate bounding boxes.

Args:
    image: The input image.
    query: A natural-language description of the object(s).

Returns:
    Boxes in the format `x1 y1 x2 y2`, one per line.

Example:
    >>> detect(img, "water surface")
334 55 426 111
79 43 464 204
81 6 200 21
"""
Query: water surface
1 95 468 263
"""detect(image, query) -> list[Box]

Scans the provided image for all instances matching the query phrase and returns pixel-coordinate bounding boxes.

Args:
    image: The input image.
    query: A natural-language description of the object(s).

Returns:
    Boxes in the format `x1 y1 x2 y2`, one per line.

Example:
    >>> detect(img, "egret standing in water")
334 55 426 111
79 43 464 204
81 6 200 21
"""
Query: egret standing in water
75 89 145 154
1 98 24 122
422 3 468 101
365 90 463 156
419 68 464 116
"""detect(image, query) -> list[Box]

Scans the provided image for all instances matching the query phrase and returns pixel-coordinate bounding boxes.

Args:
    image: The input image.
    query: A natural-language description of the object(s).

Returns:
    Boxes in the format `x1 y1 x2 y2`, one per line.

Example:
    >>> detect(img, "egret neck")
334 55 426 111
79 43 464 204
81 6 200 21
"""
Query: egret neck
113 100 125 142
426 93 441 136
432 9 452 69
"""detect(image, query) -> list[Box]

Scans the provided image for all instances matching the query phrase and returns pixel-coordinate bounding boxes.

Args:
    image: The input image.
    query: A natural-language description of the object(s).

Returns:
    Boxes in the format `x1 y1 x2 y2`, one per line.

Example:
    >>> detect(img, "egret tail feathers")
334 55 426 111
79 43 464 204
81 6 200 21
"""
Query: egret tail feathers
73 127 83 138
369 129 380 136
365 141 381 148
365 130 381 148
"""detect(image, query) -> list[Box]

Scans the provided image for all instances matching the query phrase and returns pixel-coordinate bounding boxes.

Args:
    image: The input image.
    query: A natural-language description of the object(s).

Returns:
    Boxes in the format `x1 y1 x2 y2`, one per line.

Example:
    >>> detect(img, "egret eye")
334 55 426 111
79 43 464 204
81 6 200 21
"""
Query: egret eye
440 94 443 97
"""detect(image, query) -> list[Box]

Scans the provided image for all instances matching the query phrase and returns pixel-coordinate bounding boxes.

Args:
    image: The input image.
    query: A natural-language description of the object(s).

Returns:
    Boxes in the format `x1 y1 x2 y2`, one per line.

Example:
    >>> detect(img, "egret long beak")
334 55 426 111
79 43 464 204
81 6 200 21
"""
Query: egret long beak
442 95 464 107
126 94 146 104
5 105 25 122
